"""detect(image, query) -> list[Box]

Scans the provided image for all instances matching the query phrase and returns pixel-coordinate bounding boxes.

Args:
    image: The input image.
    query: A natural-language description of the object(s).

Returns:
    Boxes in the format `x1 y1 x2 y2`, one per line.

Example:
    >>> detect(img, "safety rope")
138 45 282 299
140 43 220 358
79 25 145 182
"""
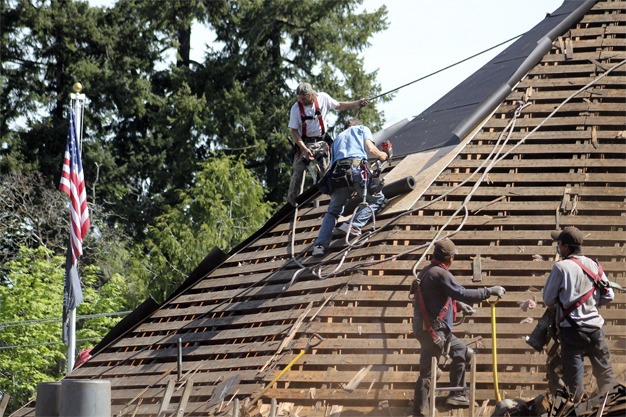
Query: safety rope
368 33 524 101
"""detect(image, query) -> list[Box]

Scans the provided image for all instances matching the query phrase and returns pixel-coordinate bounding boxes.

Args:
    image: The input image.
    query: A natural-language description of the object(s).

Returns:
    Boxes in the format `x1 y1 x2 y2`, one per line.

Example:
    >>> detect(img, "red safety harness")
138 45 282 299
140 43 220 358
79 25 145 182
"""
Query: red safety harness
415 261 458 345
560 257 607 324
298 98 325 140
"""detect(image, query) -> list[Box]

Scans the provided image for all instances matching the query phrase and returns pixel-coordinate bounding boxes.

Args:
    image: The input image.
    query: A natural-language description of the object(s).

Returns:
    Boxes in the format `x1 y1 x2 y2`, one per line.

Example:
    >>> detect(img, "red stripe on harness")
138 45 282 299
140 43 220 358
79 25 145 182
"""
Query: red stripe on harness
560 257 606 323
415 261 455 344
297 98 325 139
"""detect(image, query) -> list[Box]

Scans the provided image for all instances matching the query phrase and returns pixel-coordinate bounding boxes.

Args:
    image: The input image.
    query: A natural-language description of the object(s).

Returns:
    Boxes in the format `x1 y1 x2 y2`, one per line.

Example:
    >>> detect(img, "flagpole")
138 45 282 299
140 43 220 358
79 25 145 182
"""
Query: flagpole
66 82 85 373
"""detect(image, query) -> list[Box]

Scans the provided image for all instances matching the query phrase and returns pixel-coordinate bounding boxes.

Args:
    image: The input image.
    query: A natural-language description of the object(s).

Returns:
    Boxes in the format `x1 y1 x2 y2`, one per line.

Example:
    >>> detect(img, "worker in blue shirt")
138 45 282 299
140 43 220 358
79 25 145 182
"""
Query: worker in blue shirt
311 118 387 256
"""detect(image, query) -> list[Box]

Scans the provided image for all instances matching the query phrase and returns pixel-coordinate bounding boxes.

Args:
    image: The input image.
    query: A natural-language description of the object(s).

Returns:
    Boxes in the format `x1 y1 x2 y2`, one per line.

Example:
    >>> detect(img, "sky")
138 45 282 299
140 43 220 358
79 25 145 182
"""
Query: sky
356 0 563 128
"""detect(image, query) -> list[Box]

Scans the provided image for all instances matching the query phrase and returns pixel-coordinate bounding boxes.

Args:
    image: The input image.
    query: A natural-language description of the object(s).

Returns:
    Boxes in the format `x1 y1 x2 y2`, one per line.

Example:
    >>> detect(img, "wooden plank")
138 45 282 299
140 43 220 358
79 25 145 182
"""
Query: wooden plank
224 352 550 367
0 394 10 417
446 158 626 169
423 186 626 197
459 143 626 156
517 75 625 89
258 387 538 402
303 318 626 336
284 336 626 353
157 379 175 416
406 200 626 212
267 214 626 235
135 309 306 333
257 370 552 385
485 114 626 129
112 324 293 348
373 229 626 242
472 128 625 141
498 88 626 103
570 25 626 36
435 172 624 183
172 276 346 304
581 13 626 24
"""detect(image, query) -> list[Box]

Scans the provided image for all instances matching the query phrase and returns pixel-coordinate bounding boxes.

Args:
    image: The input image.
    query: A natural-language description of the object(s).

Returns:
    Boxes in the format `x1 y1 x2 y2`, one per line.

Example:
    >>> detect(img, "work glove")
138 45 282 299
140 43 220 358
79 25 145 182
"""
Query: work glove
457 301 475 315
487 286 506 297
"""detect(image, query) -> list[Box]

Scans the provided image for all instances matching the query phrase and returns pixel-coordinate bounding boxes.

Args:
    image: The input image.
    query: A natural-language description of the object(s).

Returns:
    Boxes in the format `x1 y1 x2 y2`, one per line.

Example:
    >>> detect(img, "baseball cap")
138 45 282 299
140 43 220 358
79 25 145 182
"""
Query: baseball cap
433 239 458 261
550 226 583 246
296 82 315 96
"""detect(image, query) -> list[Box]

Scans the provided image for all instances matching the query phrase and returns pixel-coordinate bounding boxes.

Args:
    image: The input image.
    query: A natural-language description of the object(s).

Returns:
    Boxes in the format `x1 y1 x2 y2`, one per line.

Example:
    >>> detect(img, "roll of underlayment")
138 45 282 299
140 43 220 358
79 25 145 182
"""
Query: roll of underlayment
382 175 416 199
342 175 416 215
60 379 111 417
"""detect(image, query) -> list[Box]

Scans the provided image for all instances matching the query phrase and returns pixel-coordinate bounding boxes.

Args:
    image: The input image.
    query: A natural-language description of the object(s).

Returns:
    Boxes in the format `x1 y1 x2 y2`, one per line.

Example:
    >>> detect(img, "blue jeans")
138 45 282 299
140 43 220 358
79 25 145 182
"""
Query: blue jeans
314 166 385 248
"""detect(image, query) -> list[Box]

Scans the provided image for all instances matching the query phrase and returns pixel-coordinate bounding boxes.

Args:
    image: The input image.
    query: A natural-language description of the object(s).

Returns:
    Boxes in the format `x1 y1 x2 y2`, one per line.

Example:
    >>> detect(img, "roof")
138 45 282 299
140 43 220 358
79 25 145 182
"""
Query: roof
14 1 626 416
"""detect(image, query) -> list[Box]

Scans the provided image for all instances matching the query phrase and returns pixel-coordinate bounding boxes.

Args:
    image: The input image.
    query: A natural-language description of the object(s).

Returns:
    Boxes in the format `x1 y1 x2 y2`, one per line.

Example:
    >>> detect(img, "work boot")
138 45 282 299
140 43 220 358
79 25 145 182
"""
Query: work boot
446 393 470 407
312 245 325 256
337 222 361 236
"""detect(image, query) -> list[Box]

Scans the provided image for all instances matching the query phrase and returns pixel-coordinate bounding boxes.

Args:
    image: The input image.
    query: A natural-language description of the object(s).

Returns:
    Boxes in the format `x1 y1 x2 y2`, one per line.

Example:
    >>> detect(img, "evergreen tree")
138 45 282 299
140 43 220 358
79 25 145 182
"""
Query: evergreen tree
138 156 274 301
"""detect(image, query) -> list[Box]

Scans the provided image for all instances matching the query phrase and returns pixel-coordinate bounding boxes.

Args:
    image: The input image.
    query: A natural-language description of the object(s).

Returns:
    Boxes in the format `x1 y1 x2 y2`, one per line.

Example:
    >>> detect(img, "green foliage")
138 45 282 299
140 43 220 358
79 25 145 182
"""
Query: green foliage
139 156 274 301
0 246 135 414
0 247 66 412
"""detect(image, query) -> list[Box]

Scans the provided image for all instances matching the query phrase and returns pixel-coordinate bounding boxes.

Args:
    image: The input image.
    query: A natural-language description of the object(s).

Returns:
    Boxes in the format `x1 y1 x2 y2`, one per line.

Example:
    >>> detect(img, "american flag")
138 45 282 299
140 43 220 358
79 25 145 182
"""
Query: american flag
60 109 90 264
60 109 89 344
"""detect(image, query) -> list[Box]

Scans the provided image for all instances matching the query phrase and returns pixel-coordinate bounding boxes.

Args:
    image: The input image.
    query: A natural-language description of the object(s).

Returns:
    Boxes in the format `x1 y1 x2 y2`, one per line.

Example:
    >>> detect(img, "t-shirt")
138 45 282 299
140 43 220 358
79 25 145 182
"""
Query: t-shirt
288 92 338 138
330 125 373 164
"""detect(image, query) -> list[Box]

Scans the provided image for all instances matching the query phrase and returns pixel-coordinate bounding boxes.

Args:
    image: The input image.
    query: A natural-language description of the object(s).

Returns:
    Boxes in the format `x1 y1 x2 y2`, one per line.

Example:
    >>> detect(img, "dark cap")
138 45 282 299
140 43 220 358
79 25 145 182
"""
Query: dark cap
550 226 583 246
433 239 458 261
296 82 315 96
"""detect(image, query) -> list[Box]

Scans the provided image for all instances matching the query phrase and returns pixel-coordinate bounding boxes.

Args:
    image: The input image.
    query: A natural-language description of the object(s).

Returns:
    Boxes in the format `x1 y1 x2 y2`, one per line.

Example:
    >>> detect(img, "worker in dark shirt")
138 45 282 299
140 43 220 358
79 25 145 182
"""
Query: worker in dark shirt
410 239 506 416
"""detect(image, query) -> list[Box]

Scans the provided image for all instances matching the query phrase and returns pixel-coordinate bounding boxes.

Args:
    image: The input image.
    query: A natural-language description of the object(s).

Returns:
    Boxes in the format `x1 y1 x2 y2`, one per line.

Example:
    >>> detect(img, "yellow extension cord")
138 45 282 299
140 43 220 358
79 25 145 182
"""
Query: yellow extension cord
489 297 502 403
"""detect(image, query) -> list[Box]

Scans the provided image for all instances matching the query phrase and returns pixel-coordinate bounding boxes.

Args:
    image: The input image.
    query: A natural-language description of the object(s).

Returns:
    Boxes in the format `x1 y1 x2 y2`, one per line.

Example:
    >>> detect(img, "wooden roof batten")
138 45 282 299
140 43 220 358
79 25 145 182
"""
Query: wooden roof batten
13 1 626 417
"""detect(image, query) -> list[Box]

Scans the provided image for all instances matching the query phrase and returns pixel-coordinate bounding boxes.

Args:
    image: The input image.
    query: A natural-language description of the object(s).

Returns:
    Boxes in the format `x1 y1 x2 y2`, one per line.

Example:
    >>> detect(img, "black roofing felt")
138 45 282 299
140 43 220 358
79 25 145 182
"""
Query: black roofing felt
387 0 596 158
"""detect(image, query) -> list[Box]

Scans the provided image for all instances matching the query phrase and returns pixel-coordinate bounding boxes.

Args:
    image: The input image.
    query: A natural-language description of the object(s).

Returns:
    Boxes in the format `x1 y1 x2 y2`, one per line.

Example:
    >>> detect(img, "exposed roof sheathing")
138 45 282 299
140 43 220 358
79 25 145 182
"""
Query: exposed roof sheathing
14 1 626 416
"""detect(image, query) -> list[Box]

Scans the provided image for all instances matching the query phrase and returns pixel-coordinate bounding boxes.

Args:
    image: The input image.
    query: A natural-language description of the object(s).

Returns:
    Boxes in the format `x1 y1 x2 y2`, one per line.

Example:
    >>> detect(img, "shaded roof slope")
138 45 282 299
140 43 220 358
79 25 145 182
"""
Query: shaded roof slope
14 1 626 416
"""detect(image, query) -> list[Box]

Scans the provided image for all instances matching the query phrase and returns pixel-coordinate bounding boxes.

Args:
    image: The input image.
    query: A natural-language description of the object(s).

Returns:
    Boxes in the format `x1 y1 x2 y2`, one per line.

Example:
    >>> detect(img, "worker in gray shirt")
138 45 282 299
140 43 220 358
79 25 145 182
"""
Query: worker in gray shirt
543 226 615 401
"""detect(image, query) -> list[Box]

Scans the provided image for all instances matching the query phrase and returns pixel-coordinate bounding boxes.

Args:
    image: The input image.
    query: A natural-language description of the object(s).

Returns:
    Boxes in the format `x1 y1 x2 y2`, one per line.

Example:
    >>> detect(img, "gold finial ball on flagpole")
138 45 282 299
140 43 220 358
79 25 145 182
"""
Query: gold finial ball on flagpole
72 82 83 93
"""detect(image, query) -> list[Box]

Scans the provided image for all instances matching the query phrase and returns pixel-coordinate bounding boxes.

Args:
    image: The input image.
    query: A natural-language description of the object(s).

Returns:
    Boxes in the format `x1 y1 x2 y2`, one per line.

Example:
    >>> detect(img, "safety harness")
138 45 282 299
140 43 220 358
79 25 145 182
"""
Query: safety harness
413 261 458 346
298 98 325 141
560 257 608 326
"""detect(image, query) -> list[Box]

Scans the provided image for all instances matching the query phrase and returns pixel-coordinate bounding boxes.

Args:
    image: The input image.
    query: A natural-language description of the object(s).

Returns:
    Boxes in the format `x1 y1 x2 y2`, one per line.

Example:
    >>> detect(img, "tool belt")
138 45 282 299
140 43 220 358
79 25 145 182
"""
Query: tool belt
331 158 363 189
303 132 333 146
303 136 325 144
301 141 329 163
